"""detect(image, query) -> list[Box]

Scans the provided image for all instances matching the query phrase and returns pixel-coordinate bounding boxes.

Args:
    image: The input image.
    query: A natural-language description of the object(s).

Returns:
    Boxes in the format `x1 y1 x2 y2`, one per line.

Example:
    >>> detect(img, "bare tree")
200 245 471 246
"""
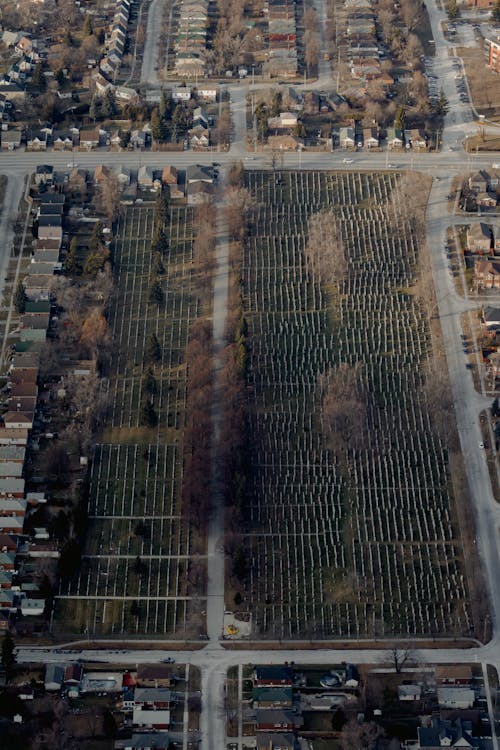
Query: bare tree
390 646 416 673
96 174 123 219
306 209 347 289
318 363 366 452
339 718 384 750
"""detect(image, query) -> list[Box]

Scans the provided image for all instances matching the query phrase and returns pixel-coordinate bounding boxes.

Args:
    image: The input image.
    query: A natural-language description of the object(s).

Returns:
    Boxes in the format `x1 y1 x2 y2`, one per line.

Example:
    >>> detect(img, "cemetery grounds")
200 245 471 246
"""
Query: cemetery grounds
53 203 202 637
239 169 475 640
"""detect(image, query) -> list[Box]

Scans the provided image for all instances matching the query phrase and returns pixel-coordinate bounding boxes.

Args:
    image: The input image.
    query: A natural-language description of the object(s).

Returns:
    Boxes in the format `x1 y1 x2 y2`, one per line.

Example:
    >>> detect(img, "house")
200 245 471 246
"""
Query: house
38 193 65 206
363 127 379 150
409 129 427 150
27 131 50 151
0 477 25 497
115 86 139 102
80 672 123 693
37 220 62 244
0 516 24 536
1 129 22 150
268 112 298 129
171 87 192 102
478 191 498 208
0 551 16 569
94 73 115 95
469 170 489 193
114 732 171 750
386 127 404 149
186 181 213 205
130 129 148 149
79 130 101 150
398 684 422 701
252 687 293 709
193 106 209 128
138 165 156 189
3 412 33 430
437 687 475 709
189 125 210 148
134 688 172 709
254 666 293 686
0 533 19 551
467 222 492 254
417 716 478 750
114 165 131 187
162 166 178 185
0 429 29 446
52 131 76 150
132 709 170 729
267 134 302 151
0 463 24 480
435 666 472 686
14 37 33 56
45 664 65 691
256 732 295 750
255 709 301 732
482 306 500 331
197 87 217 101
64 664 83 686
339 126 355 149
186 164 214 184
137 664 176 688
34 165 54 185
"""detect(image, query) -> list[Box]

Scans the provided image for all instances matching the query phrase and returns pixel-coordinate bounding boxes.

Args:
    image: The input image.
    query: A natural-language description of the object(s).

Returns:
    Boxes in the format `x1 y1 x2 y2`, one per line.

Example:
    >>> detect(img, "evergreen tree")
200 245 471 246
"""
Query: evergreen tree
101 91 117 118
149 279 164 306
1 633 16 669
32 62 46 91
159 89 169 120
55 68 65 87
83 15 93 36
13 281 26 314
492 0 500 22
141 399 158 427
447 0 460 19
153 252 165 275
64 237 79 274
89 96 98 123
89 221 104 252
145 333 161 362
152 227 168 255
144 367 157 395
151 107 167 143
394 105 406 131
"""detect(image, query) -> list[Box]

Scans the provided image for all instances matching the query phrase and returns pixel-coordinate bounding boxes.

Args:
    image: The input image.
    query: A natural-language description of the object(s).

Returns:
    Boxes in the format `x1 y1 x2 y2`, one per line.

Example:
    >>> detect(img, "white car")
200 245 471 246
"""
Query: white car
479 442 484 449
342 158 353 163
66 162 78 168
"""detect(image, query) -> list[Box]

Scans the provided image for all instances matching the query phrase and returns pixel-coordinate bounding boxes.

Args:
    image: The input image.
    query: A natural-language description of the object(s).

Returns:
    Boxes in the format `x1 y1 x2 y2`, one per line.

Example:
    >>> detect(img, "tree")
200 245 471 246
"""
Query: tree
433 89 449 117
339 718 384 750
394 105 406 131
151 107 167 143
145 333 161 362
391 647 415 673
141 399 158 427
89 96 98 123
64 237 79 275
102 710 117 738
83 247 110 277
133 555 145 575
101 90 117 118
32 62 46 91
492 0 500 22
83 15 93 36
144 367 157 396
305 208 347 289
447 0 460 19
97 174 122 219
89 221 104 252
319 363 366 452
153 252 165 275
1 633 16 669
149 280 164 306
13 281 26 313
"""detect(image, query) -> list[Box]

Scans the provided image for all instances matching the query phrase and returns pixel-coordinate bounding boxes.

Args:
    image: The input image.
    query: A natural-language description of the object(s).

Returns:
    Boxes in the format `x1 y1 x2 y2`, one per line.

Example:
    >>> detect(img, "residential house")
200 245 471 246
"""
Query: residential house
0 477 25 497
0 462 24 479
37 216 62 243
1 129 22 150
3 412 33 430
252 687 293 709
193 106 209 128
0 533 20 551
130 129 148 149
64 664 83 687
267 134 303 151
197 87 217 101
469 170 490 192
256 733 295 750
268 112 298 129
14 37 33 56
114 165 131 187
477 191 497 208
27 130 50 151
417 716 478 750
34 165 54 185
409 129 427 150
137 665 176 688
186 164 214 184
488 350 500 378
171 87 192 102
53 131 76 151
339 126 356 149
437 687 475 709
162 166 178 185
134 688 172 709
435 666 472 686
254 667 293 686
138 165 156 189
114 732 171 750
386 127 404 149
467 222 492 254
45 664 65 692
132 709 170 729
79 129 101 150
38 193 65 206
398 684 422 701
255 709 301 732
482 306 500 331
115 86 139 102
94 73 115 95
0 429 29 446
0 551 16 569
188 124 209 148
363 127 379 150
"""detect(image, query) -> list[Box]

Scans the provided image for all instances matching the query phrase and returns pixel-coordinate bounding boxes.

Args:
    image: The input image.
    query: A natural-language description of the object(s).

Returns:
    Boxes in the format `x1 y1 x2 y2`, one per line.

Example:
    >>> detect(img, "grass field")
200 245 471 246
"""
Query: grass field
54 203 204 637
237 169 473 640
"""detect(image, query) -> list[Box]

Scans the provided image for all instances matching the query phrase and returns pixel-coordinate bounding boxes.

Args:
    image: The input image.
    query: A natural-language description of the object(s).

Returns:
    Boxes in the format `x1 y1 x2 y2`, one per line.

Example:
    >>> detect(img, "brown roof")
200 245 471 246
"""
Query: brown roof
137 664 176 682
435 665 472 681
3 412 33 424
162 165 178 184
35 239 61 251
476 260 500 275
10 383 37 398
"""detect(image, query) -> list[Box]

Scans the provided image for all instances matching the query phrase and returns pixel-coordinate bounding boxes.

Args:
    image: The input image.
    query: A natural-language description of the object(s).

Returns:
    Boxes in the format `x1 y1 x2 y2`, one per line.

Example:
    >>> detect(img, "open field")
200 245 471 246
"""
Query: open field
459 46 500 120
237 169 473 640
54 203 204 637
